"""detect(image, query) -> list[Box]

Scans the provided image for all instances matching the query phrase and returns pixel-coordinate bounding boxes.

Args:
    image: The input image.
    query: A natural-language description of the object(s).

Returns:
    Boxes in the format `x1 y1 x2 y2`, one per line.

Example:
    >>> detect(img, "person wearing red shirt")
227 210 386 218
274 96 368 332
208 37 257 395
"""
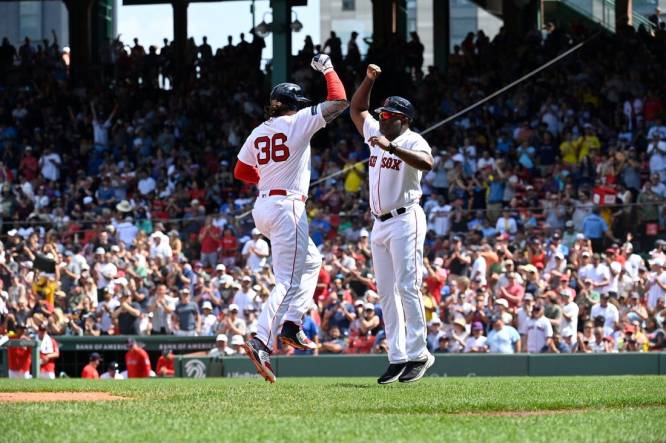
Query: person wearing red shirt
220 227 238 267
125 339 152 378
156 350 175 377
81 353 102 379
198 216 222 269
19 147 39 181
498 272 526 308
424 257 447 305
37 323 59 379
314 266 331 306
8 323 32 379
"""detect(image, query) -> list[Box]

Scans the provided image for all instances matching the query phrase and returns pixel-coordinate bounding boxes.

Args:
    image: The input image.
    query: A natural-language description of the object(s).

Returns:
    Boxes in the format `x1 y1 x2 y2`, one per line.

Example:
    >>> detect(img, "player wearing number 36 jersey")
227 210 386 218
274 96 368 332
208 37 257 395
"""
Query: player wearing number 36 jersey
234 54 348 383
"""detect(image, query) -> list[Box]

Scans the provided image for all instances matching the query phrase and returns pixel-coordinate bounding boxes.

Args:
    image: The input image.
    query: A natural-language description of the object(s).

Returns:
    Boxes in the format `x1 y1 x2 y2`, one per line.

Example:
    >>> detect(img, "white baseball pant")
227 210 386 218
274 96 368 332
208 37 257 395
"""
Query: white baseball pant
371 205 429 364
252 194 322 349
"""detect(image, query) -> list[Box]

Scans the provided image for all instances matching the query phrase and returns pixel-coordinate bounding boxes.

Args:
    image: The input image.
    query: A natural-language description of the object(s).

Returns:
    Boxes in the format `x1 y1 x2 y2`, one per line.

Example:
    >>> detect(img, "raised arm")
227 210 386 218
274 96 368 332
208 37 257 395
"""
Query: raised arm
310 54 349 123
350 64 381 135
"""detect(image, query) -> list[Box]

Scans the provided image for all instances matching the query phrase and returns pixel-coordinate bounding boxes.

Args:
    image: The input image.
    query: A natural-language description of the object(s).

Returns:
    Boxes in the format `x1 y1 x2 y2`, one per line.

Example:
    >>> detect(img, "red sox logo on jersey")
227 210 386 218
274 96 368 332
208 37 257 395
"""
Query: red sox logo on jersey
369 155 402 171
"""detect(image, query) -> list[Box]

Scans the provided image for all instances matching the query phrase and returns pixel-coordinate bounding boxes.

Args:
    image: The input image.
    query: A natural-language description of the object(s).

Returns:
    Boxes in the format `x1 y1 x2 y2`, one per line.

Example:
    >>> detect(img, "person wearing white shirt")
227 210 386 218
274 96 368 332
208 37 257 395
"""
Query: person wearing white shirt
476 151 496 171
99 362 125 380
577 252 596 282
233 277 257 315
463 322 488 352
647 135 666 181
495 210 517 236
646 259 666 310
149 232 172 260
545 252 567 274
623 243 644 280
91 101 117 148
242 228 270 272
593 259 612 295
526 305 555 353
559 292 579 345
38 148 61 181
200 301 218 336
470 249 487 286
590 294 620 336
115 216 139 247
137 171 157 196
428 199 452 237
208 334 234 357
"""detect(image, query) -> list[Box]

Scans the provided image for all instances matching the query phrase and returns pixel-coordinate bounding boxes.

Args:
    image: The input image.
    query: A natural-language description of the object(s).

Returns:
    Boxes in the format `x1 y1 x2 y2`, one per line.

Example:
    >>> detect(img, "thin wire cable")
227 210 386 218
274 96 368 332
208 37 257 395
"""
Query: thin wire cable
234 33 600 221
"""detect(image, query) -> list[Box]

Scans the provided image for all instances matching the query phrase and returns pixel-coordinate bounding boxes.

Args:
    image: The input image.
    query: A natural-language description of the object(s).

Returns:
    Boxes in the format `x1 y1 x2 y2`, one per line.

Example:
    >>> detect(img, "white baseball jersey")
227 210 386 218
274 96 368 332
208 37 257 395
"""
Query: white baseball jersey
237 105 326 195
362 116 431 216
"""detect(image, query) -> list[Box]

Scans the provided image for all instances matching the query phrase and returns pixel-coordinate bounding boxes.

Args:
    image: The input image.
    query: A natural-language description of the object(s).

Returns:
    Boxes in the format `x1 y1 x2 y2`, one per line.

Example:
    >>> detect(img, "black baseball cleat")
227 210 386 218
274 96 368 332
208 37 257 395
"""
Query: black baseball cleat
377 363 408 385
398 353 435 383
242 337 276 383
279 321 318 351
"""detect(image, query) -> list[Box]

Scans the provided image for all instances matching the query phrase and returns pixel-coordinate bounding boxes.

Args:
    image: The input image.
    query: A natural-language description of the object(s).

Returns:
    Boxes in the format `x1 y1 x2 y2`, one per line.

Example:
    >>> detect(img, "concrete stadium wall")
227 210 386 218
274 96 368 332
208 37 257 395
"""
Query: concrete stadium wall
175 353 666 378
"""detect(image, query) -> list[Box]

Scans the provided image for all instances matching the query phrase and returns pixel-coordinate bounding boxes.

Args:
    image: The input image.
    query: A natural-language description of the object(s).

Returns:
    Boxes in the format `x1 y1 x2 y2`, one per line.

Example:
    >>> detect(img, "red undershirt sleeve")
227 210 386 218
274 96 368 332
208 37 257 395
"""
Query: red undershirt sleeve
234 160 260 184
325 70 347 101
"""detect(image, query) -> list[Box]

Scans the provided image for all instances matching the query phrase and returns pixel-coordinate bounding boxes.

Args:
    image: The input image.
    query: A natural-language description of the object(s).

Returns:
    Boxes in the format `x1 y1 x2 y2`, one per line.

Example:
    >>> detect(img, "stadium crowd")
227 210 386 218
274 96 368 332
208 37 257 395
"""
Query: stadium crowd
1 19 666 378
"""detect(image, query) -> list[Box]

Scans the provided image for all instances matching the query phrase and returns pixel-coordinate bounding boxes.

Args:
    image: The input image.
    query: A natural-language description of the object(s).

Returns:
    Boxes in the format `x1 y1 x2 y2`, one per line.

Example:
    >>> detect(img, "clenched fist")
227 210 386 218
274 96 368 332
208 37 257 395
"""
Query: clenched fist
367 64 381 81
311 54 334 74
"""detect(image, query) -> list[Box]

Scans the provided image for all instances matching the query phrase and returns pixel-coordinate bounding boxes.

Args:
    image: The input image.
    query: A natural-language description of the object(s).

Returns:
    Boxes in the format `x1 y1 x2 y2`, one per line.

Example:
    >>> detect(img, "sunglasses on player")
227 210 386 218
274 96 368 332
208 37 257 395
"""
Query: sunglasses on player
378 111 405 121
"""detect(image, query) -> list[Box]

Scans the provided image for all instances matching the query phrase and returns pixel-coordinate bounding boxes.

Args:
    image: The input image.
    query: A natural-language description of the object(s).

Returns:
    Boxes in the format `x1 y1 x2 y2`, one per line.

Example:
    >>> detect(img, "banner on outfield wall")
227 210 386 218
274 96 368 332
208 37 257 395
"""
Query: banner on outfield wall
55 336 216 352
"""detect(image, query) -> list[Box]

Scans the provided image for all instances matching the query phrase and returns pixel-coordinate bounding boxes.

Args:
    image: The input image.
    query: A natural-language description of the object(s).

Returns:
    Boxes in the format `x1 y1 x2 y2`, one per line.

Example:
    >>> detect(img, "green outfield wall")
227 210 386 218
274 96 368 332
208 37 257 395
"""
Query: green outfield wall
3 335 664 379
175 353 666 378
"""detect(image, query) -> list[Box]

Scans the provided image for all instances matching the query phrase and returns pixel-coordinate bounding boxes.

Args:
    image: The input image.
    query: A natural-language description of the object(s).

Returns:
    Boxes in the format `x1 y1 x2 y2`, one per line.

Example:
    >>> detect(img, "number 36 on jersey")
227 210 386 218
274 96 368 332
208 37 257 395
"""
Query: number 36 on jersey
255 133 290 164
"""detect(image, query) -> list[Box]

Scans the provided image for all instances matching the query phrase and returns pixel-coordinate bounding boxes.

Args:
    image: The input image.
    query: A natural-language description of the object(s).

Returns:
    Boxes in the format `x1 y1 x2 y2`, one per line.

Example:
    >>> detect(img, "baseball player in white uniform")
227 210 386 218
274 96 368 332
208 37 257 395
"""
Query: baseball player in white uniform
234 54 348 383
351 64 435 384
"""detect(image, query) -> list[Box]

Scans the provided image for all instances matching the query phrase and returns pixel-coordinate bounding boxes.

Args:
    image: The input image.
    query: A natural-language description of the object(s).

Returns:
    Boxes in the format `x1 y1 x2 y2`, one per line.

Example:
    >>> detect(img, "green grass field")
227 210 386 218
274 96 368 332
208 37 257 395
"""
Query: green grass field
1 376 665 443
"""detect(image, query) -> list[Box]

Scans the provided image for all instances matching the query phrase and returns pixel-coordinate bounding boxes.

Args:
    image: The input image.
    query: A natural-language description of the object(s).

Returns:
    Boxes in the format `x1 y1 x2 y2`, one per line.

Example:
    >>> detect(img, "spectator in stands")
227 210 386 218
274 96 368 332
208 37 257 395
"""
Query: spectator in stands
464 322 488 353
217 304 246 338
198 216 221 269
200 301 217 336
230 334 245 354
172 289 200 337
486 319 521 354
526 305 555 353
148 284 176 335
320 326 346 354
241 229 269 272
208 334 233 357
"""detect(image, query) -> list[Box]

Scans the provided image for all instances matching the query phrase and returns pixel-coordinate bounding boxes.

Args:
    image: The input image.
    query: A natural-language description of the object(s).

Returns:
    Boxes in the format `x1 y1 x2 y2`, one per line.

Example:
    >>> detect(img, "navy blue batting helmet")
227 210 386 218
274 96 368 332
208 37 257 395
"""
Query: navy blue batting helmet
270 83 310 110
374 96 416 121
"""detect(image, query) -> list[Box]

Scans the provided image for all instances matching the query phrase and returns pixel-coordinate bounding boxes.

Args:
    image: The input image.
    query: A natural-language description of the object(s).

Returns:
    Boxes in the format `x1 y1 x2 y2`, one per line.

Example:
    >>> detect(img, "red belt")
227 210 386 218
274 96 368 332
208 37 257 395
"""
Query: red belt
268 189 307 201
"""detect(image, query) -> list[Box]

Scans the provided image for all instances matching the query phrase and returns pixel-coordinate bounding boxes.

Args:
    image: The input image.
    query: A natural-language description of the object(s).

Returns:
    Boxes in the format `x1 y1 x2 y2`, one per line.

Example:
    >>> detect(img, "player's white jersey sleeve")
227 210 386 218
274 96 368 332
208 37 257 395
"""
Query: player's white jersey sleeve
237 132 258 166
292 104 327 141
362 115 380 143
